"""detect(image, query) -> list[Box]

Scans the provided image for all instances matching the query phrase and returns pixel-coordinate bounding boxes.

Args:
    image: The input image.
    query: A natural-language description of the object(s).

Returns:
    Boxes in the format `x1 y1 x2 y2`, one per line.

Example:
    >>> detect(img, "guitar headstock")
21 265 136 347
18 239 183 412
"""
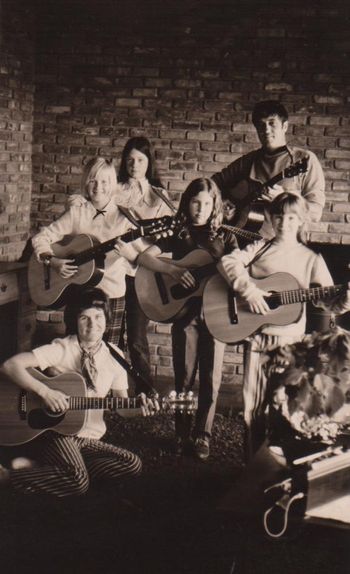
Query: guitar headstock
138 216 178 240
161 390 198 413
284 158 308 179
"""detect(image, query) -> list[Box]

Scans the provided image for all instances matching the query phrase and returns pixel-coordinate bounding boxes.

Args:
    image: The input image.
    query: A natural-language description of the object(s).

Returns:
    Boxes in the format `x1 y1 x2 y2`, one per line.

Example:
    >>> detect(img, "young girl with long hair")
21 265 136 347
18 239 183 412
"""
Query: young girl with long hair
138 178 238 460
116 137 175 393
218 192 350 459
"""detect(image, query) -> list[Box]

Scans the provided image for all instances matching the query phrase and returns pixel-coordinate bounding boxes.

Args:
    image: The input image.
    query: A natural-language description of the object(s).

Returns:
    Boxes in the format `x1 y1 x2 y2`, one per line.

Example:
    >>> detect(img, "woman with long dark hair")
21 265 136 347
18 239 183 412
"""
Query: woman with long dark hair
117 137 175 393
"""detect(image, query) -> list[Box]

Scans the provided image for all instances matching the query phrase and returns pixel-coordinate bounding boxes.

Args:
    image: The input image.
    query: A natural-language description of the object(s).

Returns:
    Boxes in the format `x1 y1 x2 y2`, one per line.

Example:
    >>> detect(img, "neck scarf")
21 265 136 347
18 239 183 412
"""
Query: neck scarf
92 208 107 219
79 339 103 390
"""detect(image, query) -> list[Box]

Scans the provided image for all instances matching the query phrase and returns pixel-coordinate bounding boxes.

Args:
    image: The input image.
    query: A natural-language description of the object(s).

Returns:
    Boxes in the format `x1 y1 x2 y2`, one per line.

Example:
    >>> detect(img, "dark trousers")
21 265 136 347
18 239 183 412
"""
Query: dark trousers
172 310 225 439
123 275 153 392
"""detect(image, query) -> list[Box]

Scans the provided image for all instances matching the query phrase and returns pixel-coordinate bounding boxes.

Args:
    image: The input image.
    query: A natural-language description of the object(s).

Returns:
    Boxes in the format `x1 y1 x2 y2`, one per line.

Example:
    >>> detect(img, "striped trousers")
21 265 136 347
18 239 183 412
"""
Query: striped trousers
9 431 142 497
243 333 301 459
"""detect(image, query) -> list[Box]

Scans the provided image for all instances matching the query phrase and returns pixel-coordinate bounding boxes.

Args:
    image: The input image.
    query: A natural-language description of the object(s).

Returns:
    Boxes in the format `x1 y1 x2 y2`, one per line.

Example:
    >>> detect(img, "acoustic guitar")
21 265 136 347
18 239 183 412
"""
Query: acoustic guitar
134 222 262 323
28 216 174 308
228 158 308 231
135 249 218 322
203 272 347 343
165 216 262 244
0 368 197 446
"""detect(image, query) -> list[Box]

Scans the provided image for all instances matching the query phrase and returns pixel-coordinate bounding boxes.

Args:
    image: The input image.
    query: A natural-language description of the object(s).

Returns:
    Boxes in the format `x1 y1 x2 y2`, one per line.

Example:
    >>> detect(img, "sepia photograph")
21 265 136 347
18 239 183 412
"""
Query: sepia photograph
0 1 349 572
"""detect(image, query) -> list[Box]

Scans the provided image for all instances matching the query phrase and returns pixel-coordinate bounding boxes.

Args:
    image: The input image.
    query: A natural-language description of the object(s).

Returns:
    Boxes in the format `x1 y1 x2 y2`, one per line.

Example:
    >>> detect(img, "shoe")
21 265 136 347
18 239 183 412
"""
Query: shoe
174 437 194 456
11 457 35 470
174 437 184 456
194 436 210 461
0 464 10 487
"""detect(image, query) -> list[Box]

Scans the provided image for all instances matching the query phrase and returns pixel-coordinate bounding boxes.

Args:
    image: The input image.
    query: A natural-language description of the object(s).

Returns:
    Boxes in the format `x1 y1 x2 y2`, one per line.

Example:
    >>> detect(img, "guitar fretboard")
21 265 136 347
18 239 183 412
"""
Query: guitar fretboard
74 229 141 266
251 158 308 202
69 396 141 410
220 224 261 242
271 284 346 306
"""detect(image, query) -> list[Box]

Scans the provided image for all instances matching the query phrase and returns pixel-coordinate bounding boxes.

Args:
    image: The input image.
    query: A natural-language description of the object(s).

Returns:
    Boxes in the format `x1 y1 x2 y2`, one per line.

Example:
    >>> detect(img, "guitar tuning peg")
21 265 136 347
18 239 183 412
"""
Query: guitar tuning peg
169 390 177 399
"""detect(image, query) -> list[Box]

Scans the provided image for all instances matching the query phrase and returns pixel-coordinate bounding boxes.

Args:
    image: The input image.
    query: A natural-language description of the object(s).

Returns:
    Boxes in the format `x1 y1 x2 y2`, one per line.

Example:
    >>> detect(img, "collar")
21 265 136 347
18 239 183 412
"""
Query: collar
132 178 159 207
141 187 157 208
262 145 289 158
249 145 294 183
90 198 115 218
78 338 103 355
93 208 107 219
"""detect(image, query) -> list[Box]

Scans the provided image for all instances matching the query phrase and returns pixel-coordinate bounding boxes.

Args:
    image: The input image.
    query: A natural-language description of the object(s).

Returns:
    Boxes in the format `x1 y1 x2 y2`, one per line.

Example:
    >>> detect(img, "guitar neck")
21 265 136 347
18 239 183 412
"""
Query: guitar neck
74 228 141 265
252 164 302 202
265 171 286 191
239 159 308 207
250 170 285 202
221 224 261 242
271 283 346 306
69 396 142 410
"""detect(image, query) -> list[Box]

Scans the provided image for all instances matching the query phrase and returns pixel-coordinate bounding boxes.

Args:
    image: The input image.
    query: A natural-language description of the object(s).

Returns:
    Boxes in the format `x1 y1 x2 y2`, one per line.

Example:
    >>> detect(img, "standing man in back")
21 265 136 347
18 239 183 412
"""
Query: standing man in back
212 100 325 238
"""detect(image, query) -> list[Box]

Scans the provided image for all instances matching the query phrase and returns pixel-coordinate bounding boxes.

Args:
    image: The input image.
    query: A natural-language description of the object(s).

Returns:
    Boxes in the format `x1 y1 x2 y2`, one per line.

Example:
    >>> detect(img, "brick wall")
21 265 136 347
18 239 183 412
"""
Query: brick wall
30 0 350 242
0 0 35 261
2 0 350 397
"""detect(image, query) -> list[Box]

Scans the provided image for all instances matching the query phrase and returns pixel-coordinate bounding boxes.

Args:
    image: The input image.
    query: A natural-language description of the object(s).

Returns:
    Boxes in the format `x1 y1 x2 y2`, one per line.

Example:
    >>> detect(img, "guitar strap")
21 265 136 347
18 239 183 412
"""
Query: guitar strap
106 341 157 397
119 187 176 227
285 145 296 166
118 206 141 228
150 186 177 214
245 239 274 269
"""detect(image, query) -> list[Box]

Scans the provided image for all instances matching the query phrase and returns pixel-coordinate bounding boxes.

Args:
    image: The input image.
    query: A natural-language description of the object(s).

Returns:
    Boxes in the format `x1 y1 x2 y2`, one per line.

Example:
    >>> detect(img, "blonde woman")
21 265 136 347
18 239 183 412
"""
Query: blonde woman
32 157 145 345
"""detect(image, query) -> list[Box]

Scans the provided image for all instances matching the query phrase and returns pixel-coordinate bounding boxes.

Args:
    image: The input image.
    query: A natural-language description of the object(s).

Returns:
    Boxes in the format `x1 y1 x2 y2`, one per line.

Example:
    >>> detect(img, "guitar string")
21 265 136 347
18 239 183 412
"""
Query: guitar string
268 284 344 305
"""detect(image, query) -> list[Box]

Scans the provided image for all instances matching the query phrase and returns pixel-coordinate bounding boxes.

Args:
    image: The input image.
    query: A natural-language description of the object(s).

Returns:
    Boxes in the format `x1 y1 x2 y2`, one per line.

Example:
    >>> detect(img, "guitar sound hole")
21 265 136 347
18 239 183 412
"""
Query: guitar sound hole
170 282 198 300
266 292 280 310
28 409 65 429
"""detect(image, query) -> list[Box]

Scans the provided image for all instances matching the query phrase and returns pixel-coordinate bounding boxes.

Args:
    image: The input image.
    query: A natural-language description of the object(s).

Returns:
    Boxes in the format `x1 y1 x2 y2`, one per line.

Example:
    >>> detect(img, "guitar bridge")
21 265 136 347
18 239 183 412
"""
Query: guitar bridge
43 264 51 290
155 272 169 305
18 391 27 420
228 289 238 324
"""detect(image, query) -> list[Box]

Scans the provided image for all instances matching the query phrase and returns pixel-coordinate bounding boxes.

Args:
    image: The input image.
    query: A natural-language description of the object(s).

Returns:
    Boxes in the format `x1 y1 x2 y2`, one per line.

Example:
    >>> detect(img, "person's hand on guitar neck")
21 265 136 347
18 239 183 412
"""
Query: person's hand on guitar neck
138 392 160 417
114 238 141 262
260 184 284 203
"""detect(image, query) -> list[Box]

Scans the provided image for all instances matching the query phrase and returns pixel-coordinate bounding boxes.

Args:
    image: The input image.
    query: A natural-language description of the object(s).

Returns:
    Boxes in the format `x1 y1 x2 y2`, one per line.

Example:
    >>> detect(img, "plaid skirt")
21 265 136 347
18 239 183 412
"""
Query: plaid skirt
104 296 125 346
